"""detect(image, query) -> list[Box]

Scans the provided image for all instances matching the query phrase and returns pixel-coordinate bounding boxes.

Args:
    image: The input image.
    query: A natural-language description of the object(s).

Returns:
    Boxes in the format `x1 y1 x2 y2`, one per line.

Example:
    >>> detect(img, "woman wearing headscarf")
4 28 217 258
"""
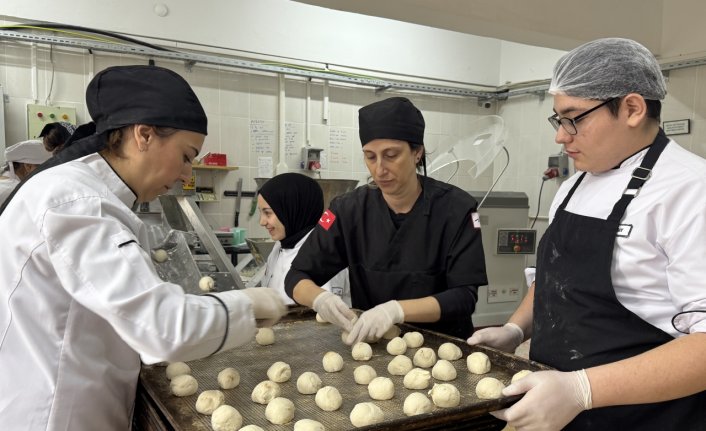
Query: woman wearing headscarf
0 139 51 206
0 65 286 431
258 173 350 306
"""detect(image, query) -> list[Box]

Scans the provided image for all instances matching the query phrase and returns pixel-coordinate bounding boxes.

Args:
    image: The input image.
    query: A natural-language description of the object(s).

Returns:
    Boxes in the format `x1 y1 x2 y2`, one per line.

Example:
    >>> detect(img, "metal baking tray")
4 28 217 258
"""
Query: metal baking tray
139 309 550 430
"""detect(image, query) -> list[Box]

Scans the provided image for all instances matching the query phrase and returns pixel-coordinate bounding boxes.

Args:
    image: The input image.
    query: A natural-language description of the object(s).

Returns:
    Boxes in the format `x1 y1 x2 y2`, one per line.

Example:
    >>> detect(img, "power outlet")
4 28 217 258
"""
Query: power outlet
27 104 77 139
487 284 521 304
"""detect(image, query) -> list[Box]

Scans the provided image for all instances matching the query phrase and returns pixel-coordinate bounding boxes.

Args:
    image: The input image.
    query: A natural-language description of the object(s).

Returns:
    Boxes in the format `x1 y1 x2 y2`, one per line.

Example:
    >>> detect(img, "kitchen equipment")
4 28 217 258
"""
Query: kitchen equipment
234 177 243 227
245 237 276 266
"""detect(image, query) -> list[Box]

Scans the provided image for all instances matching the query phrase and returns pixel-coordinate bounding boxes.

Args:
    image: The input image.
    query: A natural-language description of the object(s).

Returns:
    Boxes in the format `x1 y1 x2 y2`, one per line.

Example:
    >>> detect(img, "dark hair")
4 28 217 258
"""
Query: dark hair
606 97 662 122
103 125 180 157
410 143 427 171
42 124 72 154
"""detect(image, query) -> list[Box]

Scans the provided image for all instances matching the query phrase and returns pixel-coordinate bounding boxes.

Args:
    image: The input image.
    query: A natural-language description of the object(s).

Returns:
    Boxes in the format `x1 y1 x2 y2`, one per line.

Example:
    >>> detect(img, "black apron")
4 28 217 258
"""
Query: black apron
531 131 706 430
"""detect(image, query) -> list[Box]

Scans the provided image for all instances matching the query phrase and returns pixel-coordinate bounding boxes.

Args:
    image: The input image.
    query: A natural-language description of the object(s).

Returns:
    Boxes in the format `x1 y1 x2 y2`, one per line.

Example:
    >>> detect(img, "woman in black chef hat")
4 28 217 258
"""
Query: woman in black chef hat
285 96 489 344
0 65 286 430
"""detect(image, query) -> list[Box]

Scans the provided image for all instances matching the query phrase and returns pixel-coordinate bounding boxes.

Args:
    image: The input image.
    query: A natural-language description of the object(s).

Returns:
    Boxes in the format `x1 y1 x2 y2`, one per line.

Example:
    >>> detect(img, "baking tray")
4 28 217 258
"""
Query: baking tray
139 309 550 430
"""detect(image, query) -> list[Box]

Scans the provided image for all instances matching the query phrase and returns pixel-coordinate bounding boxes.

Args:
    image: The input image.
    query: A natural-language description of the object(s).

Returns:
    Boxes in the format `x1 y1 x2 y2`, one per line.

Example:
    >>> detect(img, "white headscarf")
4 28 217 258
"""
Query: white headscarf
3 139 51 180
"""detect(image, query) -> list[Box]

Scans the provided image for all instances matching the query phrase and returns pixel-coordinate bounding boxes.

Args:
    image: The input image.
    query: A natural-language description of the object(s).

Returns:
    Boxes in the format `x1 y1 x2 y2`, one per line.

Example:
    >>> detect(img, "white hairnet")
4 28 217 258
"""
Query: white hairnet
4 140 51 180
549 38 666 100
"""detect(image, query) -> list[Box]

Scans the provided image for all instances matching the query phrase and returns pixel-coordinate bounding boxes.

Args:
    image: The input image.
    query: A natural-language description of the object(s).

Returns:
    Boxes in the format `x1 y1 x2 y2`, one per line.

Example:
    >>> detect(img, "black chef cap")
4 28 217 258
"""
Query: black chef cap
358 97 425 147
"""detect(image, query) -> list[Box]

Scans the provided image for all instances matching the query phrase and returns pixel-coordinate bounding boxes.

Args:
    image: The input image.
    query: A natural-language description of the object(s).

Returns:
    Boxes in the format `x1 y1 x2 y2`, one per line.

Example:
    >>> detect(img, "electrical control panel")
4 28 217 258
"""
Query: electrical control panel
27 104 77 139
496 228 537 254
547 152 569 178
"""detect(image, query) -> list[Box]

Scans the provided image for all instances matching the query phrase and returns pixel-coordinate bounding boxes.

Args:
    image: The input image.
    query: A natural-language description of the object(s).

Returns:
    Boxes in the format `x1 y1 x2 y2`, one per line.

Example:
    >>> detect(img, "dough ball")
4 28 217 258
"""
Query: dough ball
315 313 328 323
413 347 437 368
349 402 384 427
315 386 343 411
431 359 457 381
402 331 424 348
386 337 407 355
403 392 433 416
476 377 506 399
251 380 281 404
255 327 275 345
367 376 395 400
437 342 463 361
170 374 198 397
267 361 292 383
195 390 225 415
403 368 431 390
211 405 242 431
296 371 322 394
199 275 215 292
511 369 533 383
351 342 373 361
265 397 295 425
428 383 460 408
322 351 344 372
467 352 491 374
165 362 191 380
294 419 325 431
239 426 264 431
217 368 240 390
387 355 413 376
382 325 401 340
353 365 377 385
152 248 169 263
343 330 378 344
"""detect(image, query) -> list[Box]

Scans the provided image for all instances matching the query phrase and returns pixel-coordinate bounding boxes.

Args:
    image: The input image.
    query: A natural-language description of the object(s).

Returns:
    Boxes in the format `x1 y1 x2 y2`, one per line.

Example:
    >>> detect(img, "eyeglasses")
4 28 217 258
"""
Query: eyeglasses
548 98 617 135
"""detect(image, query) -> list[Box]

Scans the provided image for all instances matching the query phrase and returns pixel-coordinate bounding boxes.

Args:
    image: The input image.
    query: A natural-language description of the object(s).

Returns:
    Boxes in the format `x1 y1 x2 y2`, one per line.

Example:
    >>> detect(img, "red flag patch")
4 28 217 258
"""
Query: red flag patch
319 209 336 231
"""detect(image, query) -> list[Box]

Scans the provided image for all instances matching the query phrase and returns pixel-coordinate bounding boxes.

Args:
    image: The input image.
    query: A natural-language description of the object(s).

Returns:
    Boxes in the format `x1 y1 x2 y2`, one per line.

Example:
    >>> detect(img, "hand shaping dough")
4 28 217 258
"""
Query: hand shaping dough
315 313 328 323
265 397 295 425
152 248 169 263
437 342 463 361
402 331 424 348
382 325 401 340
255 327 275 345
199 275 215 292
195 390 225 415
170 374 198 397
251 380 281 404
387 355 413 376
403 392 433 416
322 351 344 372
296 371 323 394
467 352 491 374
403 368 431 390
294 419 325 431
350 402 384 427
511 369 533 383
431 360 457 381
315 386 343 411
217 368 240 390
367 376 395 400
267 361 292 383
166 362 191 380
211 405 242 431
413 347 437 368
386 337 407 355
353 365 377 385
351 342 373 361
476 377 506 399
428 383 460 408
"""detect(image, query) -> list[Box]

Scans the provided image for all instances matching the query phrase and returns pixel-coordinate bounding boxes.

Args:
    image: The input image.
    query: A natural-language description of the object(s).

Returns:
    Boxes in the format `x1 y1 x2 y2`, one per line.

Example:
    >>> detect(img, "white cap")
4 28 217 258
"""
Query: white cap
4 139 51 179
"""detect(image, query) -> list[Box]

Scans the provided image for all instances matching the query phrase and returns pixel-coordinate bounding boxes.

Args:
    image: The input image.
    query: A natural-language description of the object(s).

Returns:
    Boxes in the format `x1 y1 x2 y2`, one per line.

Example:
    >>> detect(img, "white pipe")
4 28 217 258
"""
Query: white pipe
305 79 311 147
31 43 38 103
322 80 329 124
276 74 288 174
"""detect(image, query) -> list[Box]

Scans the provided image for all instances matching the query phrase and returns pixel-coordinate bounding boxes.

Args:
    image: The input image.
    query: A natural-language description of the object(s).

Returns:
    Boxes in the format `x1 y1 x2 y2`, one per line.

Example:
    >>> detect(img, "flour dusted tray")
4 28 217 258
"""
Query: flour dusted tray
139 309 550 430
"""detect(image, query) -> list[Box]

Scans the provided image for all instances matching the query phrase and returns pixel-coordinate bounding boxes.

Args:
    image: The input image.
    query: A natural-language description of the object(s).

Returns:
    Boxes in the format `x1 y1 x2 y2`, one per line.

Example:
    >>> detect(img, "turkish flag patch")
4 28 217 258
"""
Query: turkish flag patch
319 209 336 231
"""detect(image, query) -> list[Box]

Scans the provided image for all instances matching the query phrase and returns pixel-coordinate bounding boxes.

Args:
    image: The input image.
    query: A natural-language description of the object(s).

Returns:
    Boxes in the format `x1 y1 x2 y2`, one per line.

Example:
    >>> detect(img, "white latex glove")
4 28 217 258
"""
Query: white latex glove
346 300 404 345
242 288 288 328
466 322 524 353
312 291 356 332
491 369 592 431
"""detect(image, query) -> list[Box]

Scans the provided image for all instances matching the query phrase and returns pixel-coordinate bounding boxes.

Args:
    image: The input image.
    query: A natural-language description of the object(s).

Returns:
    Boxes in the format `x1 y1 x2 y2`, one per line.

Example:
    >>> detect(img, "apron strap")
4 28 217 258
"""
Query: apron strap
558 172 587 211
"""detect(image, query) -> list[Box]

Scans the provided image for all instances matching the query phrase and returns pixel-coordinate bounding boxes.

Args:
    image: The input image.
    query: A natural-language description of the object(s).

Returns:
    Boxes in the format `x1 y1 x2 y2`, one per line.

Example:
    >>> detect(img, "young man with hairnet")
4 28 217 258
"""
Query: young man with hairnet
469 38 706 430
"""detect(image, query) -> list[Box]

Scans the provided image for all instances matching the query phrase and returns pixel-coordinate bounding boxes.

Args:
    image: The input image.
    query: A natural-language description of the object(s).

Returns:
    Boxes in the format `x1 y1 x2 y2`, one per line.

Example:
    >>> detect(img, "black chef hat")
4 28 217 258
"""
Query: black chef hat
87 65 208 135
358 97 425 147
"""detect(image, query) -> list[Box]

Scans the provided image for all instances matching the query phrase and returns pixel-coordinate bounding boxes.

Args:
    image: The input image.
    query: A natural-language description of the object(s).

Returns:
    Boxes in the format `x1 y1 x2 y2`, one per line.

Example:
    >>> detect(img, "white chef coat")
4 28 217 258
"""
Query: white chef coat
0 175 19 207
261 230 351 306
546 139 706 337
0 153 257 431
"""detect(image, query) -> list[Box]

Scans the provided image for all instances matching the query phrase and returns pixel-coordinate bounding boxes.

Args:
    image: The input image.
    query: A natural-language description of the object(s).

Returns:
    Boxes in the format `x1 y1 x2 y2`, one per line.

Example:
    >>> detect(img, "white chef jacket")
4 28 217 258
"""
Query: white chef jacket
261 230 351 306
0 175 19 207
0 153 257 431
546 139 706 337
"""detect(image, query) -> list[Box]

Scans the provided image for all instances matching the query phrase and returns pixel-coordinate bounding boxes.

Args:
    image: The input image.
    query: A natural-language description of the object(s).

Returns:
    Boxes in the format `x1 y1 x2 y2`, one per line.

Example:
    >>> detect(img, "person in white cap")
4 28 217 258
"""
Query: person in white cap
0 139 51 206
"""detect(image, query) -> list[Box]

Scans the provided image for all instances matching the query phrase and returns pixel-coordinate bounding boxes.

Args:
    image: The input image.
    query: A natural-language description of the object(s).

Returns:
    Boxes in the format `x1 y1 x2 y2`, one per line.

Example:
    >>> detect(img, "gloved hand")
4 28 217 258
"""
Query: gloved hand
346 300 404 345
491 369 592 430
312 291 356 332
242 288 288 328
466 322 524 353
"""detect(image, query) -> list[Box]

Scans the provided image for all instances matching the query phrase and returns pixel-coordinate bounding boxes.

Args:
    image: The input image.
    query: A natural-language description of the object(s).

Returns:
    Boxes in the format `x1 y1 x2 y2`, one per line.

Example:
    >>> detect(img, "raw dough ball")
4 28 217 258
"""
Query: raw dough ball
413 347 437 368
476 377 506 399
322 351 344 372
315 386 343 411
195 390 225 415
431 360 457 381
267 361 292 383
511 369 533 383
217 368 240 390
152 248 169 263
386 337 407 355
296 371 323 394
255 327 275 345
382 325 401 340
265 397 295 425
403 368 431 390
387 355 413 376
315 313 328 323
251 380 281 404
294 419 325 431
343 330 378 344
199 275 215 292
350 402 384 427
403 392 433 416
367 376 395 400
170 374 198 397
166 362 191 380
402 331 424 348
239 426 264 431
467 352 491 374
428 383 461 408
351 342 373 361
353 365 377 385
211 405 242 431
437 342 463 361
